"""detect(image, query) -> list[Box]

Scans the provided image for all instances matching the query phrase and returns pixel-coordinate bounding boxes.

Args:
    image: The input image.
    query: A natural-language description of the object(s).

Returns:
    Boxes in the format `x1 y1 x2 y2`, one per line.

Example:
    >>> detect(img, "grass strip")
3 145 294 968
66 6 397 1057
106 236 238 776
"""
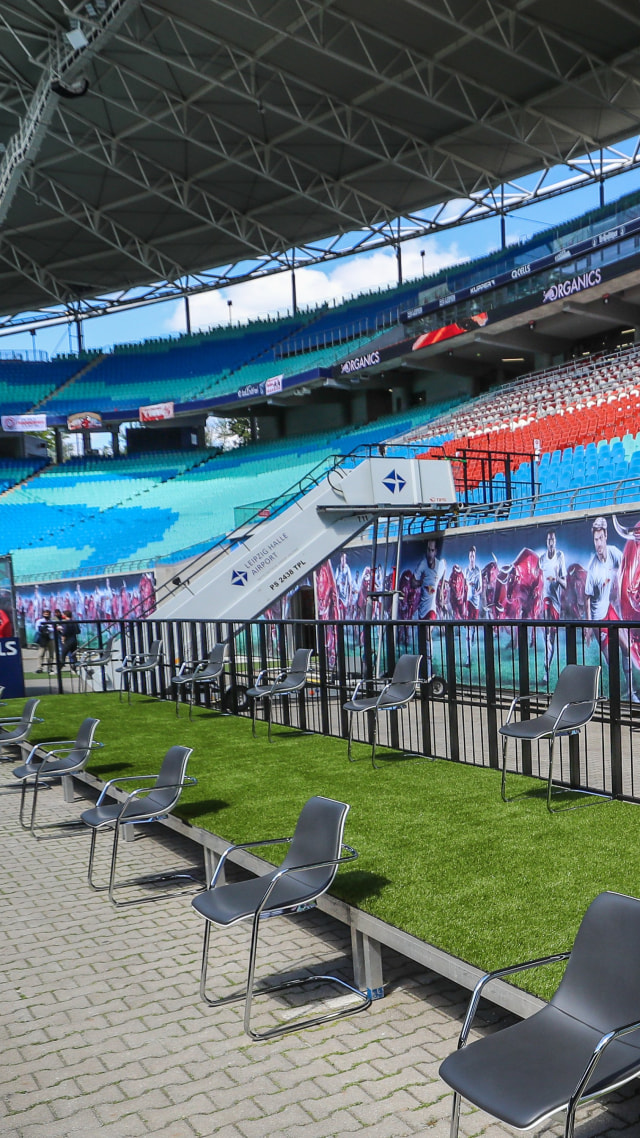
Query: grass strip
7 691 640 1001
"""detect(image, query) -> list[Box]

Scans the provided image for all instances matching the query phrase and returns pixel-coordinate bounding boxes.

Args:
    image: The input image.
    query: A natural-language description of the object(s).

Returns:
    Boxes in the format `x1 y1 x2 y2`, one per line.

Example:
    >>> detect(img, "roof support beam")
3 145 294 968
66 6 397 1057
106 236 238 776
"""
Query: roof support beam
0 0 140 227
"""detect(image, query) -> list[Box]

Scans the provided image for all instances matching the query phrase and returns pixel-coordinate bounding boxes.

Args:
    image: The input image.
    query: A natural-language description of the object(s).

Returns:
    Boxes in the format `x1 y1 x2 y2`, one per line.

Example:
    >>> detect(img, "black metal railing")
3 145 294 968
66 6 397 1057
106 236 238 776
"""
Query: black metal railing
37 613 640 803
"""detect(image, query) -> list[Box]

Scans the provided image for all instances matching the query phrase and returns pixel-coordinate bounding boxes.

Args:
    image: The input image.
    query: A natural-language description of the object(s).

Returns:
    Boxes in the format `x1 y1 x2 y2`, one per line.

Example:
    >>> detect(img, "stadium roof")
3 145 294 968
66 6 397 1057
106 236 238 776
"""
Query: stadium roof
1 0 640 322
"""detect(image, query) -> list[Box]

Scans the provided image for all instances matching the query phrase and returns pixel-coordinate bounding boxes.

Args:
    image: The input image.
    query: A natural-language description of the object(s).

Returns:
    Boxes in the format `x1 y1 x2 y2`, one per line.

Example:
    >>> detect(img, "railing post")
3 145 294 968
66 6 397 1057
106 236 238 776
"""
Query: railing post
565 625 581 788
607 624 623 799
444 623 459 762
517 624 532 777
316 620 331 737
484 623 499 769
337 622 350 739
417 622 432 757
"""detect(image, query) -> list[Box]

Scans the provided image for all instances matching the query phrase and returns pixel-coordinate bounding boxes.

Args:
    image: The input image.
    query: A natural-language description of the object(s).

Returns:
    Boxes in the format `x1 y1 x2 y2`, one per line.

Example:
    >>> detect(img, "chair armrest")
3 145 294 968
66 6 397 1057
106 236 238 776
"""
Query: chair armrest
457 951 571 1048
29 740 104 780
568 1015 640 1117
254 843 359 917
0 714 44 730
252 668 269 688
374 681 393 708
115 776 197 815
503 693 532 726
549 696 600 733
22 738 77 766
95 771 162 805
208 835 295 886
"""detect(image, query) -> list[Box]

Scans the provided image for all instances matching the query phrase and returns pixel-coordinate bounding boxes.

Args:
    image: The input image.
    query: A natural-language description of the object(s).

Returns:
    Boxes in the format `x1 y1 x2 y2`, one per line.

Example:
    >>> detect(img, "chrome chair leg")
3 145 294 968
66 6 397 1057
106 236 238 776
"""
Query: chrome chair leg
20 774 84 839
87 827 108 890
449 1091 461 1138
18 777 31 829
251 699 258 738
267 698 273 743
347 713 355 761
101 819 202 907
501 735 508 801
371 713 380 769
199 906 371 1041
547 737 556 813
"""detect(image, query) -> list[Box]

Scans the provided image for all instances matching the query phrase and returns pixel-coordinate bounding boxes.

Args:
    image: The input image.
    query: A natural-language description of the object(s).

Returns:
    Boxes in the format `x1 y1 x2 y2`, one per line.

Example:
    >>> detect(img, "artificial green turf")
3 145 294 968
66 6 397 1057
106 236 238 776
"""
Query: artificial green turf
8 692 640 1001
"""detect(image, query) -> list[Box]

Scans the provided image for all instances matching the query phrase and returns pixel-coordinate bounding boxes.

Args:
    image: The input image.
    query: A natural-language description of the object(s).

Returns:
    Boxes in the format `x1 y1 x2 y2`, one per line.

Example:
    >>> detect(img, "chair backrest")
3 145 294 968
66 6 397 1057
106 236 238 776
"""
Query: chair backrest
19 698 41 729
380 654 423 706
147 639 163 663
125 744 193 820
66 717 101 767
203 643 227 674
287 647 314 679
552 891 640 1032
547 664 601 726
280 795 349 896
97 638 115 663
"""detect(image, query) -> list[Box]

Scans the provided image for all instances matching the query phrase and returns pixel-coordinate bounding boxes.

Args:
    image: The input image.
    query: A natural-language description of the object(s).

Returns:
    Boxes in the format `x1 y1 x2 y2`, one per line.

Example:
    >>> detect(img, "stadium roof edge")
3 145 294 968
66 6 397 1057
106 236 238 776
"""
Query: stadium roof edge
1 1 640 321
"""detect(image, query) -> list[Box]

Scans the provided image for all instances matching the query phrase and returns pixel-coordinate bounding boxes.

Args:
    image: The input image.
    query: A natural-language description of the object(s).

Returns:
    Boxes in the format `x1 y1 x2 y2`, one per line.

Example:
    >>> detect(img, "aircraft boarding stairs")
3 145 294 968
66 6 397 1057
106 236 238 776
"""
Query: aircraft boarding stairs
154 454 457 622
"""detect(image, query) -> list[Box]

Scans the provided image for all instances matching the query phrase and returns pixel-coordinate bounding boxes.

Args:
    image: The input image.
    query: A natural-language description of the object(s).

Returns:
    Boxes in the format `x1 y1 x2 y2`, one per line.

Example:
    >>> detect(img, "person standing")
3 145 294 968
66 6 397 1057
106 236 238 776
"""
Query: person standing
584 516 635 698
414 537 446 676
539 529 567 678
464 545 482 666
35 609 54 672
59 609 81 670
334 551 353 620
414 538 446 620
585 517 622 625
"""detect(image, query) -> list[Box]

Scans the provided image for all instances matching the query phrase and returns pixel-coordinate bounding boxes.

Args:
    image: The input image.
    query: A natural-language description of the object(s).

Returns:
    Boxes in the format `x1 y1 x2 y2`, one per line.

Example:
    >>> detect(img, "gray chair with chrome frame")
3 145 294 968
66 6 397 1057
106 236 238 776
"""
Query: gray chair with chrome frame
75 636 116 692
13 717 103 836
192 794 371 1041
116 638 163 702
80 744 197 906
172 643 228 718
0 698 42 762
440 891 640 1138
246 647 313 741
500 663 602 812
343 653 423 768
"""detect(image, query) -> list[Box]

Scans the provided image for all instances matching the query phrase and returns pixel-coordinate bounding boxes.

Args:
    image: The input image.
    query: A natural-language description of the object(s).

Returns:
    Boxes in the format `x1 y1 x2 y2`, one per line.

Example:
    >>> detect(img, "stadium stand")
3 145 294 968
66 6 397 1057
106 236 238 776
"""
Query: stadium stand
0 457 48 493
404 341 640 519
0 359 87 414
1 403 459 580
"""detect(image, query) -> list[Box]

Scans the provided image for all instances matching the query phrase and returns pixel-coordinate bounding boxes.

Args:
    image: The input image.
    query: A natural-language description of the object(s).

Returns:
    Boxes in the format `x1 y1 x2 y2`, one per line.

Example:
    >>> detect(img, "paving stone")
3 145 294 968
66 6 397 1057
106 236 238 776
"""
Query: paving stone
3 769 640 1138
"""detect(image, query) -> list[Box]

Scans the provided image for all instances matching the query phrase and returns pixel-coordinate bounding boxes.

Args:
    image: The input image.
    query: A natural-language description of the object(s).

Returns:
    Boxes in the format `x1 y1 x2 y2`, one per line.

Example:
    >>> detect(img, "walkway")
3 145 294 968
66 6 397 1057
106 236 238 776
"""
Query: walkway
1 767 639 1137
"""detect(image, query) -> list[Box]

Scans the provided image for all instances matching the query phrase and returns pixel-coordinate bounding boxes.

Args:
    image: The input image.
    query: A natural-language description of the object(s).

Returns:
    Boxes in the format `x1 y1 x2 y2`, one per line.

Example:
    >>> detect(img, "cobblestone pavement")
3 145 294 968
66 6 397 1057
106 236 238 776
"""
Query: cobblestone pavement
2 769 640 1138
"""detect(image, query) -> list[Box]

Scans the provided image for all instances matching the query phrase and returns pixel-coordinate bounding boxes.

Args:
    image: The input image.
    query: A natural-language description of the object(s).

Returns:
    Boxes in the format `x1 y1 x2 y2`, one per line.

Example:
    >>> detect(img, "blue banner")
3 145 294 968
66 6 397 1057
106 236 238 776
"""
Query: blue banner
0 637 25 698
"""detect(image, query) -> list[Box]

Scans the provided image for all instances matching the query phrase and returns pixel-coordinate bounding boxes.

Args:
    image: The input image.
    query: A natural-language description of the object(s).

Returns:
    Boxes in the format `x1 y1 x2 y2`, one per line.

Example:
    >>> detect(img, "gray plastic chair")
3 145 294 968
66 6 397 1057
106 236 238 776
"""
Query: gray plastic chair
75 637 116 692
116 638 163 702
172 643 228 718
81 744 196 905
343 653 423 768
440 891 640 1138
500 664 602 811
192 794 371 1040
13 717 103 836
0 698 42 761
247 647 313 741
